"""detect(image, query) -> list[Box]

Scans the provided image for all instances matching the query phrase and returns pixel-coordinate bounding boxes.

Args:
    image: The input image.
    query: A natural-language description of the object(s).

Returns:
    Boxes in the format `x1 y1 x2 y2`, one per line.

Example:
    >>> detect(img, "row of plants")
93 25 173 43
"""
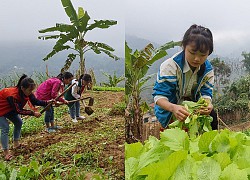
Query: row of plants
0 158 103 180
4 91 124 179
8 105 68 139
0 70 125 90
125 128 250 180
0 71 49 89
93 86 124 92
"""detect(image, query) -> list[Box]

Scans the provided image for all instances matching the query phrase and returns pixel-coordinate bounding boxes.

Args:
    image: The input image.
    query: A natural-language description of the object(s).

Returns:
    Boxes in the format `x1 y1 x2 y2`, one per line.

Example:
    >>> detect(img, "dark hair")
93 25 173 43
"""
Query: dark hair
182 24 213 55
57 72 73 81
16 74 36 89
79 74 92 82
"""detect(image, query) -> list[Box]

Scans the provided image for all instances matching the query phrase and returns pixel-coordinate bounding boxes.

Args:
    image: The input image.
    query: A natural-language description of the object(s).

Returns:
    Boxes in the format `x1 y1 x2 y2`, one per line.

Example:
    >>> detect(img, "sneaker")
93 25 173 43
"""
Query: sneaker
72 118 78 123
52 125 62 130
76 116 86 120
46 128 56 133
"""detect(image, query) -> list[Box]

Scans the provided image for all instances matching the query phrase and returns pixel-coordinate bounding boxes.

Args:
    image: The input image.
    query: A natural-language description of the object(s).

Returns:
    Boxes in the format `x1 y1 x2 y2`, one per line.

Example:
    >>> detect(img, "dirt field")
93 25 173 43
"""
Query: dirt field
1 91 125 179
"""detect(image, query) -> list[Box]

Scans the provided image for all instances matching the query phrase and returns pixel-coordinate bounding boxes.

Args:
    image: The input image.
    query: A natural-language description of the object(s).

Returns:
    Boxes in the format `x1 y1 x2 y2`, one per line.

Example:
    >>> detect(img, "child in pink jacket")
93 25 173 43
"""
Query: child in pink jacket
35 72 73 133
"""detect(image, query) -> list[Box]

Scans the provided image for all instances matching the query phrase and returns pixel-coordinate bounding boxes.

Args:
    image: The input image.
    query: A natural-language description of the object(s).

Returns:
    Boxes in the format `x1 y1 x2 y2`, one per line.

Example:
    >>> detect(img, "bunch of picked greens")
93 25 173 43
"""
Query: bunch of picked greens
169 98 213 139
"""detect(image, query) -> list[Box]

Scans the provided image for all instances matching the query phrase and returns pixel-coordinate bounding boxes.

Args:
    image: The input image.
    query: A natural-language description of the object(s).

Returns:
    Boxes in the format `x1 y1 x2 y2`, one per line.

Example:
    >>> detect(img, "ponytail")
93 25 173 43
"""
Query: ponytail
78 74 84 83
57 72 73 81
16 74 28 88
16 74 36 92
82 74 92 82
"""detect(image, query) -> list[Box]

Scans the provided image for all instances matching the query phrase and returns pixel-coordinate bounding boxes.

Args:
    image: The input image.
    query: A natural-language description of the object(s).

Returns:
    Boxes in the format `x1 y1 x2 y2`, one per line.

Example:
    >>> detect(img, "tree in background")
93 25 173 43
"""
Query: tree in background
125 41 180 142
210 57 231 92
242 51 250 74
102 71 125 87
38 0 119 75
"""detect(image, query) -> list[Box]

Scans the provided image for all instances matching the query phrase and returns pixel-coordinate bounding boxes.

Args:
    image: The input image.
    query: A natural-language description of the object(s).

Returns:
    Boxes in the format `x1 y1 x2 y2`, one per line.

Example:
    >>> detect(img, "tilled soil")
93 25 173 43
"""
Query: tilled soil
2 91 125 179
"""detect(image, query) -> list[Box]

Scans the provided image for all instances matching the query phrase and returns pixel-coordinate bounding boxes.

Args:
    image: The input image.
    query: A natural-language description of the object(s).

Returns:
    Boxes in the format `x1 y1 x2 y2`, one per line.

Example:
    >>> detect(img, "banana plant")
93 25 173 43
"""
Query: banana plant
125 41 180 142
38 0 119 74
102 71 125 87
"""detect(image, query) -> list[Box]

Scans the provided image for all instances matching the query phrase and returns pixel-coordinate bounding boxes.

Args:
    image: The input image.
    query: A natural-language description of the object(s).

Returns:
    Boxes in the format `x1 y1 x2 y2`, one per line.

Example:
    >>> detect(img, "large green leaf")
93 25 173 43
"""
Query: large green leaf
78 8 90 33
99 49 119 60
140 43 154 60
55 23 79 36
155 40 181 53
198 130 218 153
88 41 115 51
212 152 231 170
61 0 79 27
88 41 119 60
210 130 231 153
43 45 70 61
39 26 61 33
9 169 17 180
233 145 250 169
196 158 221 180
38 35 60 40
86 20 117 31
39 23 76 34
78 7 84 18
125 142 143 159
133 56 148 69
61 53 77 72
125 157 140 180
90 46 101 54
170 158 194 180
125 42 132 70
160 128 189 151
139 150 188 180
148 50 167 65
220 163 248 180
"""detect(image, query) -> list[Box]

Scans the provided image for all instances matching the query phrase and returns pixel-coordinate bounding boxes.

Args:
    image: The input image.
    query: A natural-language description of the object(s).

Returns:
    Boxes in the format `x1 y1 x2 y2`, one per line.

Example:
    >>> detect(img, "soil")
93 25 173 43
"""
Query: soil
4 91 125 179
228 121 250 131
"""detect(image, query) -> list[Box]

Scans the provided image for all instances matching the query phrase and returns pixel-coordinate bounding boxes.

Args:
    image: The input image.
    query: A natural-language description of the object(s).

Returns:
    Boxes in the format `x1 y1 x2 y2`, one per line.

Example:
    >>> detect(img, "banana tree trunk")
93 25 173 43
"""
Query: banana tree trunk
125 82 143 142
79 51 85 75
133 91 142 141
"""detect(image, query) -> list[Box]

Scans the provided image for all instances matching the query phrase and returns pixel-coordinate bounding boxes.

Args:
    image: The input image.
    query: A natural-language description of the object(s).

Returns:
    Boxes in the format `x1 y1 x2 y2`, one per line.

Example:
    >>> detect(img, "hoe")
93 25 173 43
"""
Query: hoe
40 83 94 115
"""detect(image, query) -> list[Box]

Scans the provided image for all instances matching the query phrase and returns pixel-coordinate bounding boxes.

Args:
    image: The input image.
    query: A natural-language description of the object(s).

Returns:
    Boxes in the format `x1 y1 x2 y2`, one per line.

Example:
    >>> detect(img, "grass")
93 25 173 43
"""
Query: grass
93 86 125 92
1 91 125 179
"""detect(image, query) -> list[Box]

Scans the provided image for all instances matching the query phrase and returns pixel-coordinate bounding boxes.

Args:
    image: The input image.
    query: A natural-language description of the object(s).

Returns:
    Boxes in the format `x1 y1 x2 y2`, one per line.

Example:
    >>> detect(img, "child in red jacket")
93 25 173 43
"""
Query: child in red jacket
0 74 52 160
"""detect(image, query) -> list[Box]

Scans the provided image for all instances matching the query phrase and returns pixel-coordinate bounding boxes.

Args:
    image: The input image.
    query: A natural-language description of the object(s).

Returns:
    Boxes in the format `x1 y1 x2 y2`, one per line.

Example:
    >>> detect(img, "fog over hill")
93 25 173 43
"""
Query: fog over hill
0 41 124 85
0 35 247 92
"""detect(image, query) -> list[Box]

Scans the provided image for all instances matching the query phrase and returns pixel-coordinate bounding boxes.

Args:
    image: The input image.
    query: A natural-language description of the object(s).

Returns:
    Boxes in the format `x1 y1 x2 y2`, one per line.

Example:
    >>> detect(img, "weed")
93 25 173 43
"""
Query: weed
108 101 126 116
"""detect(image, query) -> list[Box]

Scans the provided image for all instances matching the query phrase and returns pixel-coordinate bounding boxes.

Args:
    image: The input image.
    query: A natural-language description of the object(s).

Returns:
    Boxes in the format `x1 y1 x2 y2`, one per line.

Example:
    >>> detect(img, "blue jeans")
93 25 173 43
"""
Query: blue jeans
69 101 80 119
44 106 54 123
0 114 23 150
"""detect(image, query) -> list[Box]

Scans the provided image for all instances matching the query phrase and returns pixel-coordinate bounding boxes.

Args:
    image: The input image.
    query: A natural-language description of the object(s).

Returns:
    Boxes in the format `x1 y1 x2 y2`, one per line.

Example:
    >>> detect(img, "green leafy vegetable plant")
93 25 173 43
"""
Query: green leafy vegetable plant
169 98 213 139
125 128 250 180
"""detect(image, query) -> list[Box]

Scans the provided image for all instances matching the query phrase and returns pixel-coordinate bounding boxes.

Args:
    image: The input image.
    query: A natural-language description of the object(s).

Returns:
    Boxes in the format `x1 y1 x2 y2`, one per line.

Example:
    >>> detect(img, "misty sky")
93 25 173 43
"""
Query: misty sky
0 0 124 56
125 0 250 58
1 0 250 59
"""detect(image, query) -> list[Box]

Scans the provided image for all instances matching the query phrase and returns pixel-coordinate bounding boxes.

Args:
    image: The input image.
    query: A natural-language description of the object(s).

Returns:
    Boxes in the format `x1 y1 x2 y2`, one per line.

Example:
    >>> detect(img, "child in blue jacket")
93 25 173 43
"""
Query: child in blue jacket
153 24 218 129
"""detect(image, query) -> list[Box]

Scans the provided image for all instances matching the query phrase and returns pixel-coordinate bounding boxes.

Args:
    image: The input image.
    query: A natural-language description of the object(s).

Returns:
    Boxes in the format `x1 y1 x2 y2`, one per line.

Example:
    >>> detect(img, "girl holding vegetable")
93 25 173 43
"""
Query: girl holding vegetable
153 24 218 129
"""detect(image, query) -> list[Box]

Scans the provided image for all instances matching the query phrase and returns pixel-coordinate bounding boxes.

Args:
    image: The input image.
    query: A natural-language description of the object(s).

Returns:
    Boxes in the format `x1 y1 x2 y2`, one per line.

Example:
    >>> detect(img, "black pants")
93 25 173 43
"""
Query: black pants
210 109 218 130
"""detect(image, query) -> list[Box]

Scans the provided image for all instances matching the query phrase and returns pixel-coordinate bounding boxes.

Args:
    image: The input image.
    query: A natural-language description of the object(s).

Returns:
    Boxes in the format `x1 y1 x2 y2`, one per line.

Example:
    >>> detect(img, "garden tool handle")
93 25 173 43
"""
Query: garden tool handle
40 83 76 114
67 97 92 103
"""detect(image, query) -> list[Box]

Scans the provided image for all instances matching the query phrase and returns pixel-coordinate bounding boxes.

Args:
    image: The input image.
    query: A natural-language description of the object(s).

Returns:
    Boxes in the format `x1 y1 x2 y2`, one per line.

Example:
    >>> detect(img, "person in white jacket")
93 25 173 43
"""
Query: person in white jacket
64 74 92 122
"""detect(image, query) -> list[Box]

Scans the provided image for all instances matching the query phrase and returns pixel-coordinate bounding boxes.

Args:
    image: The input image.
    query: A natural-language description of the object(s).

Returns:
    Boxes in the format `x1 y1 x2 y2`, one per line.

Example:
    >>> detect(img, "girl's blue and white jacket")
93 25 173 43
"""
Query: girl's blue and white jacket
152 51 214 128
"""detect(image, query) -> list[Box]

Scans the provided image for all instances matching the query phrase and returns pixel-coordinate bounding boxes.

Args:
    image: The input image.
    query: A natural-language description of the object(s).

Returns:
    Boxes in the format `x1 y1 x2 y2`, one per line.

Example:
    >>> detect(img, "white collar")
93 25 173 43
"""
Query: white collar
183 58 200 73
